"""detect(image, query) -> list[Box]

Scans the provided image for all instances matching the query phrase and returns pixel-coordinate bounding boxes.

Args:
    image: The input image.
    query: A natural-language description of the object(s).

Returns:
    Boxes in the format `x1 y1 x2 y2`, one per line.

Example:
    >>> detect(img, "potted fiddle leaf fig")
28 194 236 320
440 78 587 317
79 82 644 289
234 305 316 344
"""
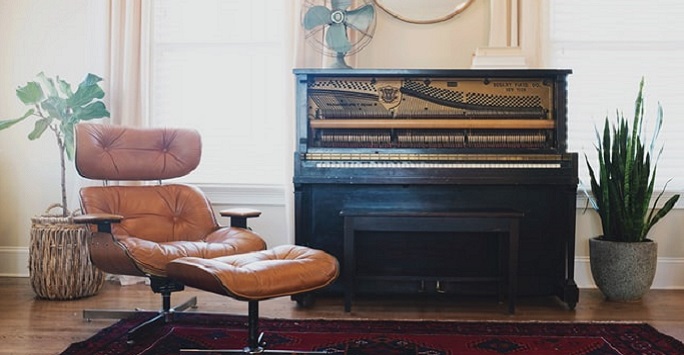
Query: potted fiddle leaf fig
0 72 110 299
585 78 680 301
0 72 110 216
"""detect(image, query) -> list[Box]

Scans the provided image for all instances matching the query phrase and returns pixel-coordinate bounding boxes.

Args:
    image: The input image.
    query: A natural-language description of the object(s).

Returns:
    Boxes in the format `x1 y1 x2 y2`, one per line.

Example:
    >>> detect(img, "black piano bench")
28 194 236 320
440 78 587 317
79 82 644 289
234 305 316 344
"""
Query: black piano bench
341 209 523 314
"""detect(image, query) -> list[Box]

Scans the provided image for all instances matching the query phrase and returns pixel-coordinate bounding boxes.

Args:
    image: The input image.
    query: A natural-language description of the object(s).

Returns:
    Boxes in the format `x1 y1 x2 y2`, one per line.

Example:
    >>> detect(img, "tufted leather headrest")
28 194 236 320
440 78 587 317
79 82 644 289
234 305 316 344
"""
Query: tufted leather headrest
75 123 201 181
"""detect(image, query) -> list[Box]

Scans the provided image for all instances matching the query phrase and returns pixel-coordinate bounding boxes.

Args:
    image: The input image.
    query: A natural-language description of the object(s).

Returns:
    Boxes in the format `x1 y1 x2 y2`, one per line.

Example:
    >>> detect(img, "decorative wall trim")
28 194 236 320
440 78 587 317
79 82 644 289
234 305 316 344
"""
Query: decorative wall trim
471 0 529 69
471 47 528 69
471 0 548 69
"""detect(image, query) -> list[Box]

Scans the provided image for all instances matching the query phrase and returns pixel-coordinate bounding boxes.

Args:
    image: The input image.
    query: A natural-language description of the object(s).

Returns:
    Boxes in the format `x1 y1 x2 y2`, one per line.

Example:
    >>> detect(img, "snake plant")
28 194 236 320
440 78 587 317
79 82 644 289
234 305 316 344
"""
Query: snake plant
586 78 680 242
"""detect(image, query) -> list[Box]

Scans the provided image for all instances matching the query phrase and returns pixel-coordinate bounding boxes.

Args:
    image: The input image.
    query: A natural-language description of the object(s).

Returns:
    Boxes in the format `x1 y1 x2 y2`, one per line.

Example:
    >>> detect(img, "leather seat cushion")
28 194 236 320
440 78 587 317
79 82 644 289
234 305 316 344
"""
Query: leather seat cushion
166 245 339 300
119 227 267 277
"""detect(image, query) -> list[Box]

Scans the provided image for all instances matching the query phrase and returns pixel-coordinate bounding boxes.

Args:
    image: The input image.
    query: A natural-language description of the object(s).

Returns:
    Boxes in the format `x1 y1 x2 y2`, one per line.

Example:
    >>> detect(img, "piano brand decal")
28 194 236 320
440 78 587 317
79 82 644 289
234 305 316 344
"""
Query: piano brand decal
491 81 543 93
377 85 402 110
378 86 399 103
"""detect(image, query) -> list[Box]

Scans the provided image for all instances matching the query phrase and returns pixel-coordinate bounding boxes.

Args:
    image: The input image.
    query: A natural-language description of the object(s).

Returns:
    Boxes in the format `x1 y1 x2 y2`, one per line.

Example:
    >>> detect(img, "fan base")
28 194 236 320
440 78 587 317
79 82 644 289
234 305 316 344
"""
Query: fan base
328 53 352 69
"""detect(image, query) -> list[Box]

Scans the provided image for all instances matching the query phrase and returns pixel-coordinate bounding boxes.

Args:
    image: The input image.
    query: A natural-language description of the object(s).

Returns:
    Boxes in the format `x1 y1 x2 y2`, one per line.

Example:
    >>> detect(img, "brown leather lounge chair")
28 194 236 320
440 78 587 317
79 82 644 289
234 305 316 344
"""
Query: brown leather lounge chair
72 123 266 343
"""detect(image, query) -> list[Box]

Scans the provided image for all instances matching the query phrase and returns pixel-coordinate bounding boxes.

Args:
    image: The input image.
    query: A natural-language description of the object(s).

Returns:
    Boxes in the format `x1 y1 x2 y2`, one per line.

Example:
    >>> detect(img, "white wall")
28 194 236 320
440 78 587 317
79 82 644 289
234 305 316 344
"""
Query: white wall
1 0 682 290
0 0 108 275
358 0 490 69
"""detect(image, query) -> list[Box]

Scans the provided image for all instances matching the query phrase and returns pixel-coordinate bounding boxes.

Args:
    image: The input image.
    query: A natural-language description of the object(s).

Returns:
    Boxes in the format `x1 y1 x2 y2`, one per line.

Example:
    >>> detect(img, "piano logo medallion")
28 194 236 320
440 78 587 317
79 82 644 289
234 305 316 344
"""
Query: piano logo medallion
377 84 402 110
378 85 399 103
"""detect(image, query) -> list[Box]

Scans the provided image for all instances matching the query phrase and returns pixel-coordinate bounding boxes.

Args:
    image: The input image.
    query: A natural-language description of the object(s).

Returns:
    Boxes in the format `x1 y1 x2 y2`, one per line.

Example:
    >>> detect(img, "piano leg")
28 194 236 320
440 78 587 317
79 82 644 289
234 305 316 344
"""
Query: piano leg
558 280 579 310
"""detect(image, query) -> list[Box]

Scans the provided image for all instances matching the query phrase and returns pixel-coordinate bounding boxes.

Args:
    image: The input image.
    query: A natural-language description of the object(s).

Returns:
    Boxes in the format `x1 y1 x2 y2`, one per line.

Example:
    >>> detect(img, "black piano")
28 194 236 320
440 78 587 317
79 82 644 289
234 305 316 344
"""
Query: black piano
293 69 579 309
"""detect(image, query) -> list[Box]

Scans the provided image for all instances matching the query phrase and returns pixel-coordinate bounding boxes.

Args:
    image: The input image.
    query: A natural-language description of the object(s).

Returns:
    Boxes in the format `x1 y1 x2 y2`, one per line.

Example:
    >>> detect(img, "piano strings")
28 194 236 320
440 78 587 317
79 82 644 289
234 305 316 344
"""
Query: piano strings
307 76 556 150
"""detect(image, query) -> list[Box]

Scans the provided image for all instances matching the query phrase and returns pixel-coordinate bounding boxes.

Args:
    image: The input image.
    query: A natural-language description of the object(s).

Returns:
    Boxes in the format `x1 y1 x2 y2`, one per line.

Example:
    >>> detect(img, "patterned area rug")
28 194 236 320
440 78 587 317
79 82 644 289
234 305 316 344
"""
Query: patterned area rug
61 312 684 355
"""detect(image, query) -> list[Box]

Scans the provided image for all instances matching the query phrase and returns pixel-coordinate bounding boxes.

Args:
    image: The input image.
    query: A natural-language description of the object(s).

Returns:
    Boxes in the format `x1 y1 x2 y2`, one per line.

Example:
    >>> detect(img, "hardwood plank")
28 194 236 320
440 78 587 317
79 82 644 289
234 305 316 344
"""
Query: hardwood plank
1 277 683 354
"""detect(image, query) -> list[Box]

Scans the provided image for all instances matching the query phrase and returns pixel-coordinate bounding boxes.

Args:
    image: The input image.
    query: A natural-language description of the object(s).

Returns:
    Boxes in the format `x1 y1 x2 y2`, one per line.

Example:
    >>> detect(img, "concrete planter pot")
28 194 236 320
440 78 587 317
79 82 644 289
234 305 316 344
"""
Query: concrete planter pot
589 237 657 302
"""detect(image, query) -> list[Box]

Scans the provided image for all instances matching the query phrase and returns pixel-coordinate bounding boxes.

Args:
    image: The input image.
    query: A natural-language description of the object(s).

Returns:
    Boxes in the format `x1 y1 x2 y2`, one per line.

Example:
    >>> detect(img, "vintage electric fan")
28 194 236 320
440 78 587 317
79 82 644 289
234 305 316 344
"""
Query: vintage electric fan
301 0 376 68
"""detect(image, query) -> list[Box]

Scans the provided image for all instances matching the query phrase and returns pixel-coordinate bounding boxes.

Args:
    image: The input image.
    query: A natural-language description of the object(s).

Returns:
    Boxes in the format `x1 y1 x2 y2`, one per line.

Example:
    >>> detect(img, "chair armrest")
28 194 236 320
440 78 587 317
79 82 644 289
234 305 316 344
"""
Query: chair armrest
219 208 262 228
73 213 124 233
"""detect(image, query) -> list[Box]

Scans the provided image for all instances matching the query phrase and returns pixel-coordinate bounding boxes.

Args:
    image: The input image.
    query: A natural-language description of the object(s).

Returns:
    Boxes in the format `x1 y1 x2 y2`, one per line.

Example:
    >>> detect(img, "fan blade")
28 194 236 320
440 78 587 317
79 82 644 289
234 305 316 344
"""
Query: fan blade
345 4 375 32
303 6 331 30
326 23 352 54
332 0 352 10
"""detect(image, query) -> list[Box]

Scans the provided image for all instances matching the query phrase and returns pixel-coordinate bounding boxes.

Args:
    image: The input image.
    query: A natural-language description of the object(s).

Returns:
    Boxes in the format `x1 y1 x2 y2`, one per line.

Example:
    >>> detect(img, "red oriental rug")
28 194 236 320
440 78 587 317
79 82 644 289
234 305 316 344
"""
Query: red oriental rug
61 312 684 355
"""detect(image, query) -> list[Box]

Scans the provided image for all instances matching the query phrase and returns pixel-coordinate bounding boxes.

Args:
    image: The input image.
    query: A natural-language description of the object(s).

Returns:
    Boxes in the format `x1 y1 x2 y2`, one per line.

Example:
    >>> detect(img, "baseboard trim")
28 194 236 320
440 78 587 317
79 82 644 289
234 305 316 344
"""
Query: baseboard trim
0 247 29 277
4 246 684 290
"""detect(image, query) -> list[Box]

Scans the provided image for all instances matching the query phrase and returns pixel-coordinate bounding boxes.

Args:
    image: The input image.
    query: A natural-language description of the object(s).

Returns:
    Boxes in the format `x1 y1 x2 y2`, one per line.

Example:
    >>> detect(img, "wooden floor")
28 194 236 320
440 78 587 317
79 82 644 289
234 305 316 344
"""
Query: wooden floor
2 277 684 355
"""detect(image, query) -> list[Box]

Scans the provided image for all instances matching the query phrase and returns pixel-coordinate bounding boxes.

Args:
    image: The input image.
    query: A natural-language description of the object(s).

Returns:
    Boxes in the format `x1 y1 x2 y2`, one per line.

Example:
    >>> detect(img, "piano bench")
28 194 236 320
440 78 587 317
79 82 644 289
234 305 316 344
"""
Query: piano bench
340 209 523 314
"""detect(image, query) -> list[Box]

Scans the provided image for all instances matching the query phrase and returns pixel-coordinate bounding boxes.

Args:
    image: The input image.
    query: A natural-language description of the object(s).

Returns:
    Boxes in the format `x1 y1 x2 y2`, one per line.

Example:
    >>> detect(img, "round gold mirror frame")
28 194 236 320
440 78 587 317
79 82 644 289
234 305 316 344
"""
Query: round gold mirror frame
374 0 475 24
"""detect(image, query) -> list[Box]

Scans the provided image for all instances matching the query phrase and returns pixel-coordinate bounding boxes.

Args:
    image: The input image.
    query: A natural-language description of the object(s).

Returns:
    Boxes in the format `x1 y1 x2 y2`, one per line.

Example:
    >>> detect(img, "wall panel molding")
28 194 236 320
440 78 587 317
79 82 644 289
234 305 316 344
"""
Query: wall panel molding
471 0 546 69
196 184 286 206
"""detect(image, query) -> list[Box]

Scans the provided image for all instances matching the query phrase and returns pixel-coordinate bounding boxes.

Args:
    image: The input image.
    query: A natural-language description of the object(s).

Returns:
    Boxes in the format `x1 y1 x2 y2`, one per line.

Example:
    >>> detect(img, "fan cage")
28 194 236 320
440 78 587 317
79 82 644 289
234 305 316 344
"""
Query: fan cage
301 0 376 57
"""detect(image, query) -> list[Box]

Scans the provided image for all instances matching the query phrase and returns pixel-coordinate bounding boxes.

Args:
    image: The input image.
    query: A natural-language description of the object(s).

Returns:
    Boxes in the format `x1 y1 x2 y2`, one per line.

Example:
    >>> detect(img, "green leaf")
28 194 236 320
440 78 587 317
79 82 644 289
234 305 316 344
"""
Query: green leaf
0 109 35 130
71 101 110 123
66 73 105 107
16 81 44 105
41 96 69 121
28 117 51 140
56 77 74 97
37 72 59 98
82 73 103 86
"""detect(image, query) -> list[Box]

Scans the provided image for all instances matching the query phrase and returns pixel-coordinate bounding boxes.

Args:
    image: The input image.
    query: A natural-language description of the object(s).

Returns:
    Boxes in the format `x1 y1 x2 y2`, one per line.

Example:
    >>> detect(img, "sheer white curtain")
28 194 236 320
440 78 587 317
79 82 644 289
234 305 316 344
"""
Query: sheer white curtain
100 1 151 285
107 0 151 127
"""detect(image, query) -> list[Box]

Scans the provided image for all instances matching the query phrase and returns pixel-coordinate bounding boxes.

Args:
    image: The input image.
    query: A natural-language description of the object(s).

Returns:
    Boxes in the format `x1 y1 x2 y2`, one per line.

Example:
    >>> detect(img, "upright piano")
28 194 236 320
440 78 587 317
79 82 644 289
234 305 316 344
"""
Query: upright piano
293 69 579 309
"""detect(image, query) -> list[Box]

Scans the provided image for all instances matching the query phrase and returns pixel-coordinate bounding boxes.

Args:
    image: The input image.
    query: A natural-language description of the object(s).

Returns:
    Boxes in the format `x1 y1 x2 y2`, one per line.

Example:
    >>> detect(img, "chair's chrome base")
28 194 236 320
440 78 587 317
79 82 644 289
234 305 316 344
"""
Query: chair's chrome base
179 300 332 354
83 277 197 344
83 295 197 321
180 349 331 354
